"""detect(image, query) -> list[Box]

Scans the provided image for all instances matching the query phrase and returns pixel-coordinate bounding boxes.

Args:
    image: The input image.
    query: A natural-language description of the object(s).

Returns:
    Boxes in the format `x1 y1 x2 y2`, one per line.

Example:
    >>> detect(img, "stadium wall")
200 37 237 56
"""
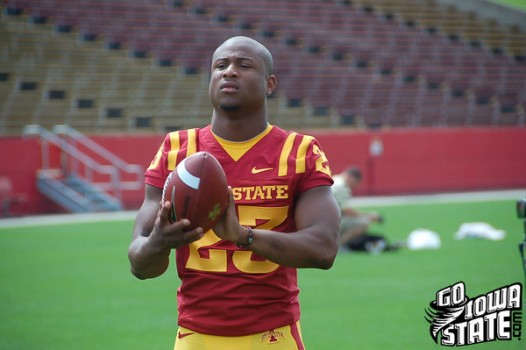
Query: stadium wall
314 127 525 195
1 127 525 216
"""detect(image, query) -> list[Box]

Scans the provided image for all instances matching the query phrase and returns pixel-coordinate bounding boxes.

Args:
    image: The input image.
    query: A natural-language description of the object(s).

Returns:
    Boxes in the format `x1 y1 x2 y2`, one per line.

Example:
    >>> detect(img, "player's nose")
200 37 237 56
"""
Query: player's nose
222 64 239 78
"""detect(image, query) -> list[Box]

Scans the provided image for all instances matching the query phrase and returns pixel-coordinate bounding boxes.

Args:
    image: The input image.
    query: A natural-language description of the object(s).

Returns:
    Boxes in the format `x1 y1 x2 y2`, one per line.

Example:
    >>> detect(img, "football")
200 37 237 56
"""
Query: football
162 151 228 232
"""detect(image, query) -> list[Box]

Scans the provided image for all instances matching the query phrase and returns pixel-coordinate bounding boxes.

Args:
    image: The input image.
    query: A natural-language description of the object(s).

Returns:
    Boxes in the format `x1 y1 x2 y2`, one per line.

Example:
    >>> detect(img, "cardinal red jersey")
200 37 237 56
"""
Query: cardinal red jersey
145 124 333 336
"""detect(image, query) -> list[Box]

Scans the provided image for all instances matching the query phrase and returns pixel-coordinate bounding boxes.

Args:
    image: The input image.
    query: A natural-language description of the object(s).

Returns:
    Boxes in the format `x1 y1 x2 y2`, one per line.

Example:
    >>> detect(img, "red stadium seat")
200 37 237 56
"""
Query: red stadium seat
1 0 525 133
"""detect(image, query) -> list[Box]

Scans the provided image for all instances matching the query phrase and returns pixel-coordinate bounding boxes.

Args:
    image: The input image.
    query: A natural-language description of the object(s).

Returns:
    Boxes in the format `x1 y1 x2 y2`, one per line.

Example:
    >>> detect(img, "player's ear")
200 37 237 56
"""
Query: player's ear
266 75 277 96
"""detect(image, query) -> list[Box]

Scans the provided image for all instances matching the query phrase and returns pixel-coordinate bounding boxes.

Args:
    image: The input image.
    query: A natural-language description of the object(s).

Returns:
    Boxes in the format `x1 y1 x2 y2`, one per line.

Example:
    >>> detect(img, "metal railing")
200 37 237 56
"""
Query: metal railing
23 124 144 203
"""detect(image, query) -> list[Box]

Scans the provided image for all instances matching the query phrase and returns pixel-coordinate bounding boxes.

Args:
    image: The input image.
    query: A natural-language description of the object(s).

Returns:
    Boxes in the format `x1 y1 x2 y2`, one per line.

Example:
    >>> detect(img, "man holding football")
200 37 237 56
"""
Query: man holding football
128 36 341 350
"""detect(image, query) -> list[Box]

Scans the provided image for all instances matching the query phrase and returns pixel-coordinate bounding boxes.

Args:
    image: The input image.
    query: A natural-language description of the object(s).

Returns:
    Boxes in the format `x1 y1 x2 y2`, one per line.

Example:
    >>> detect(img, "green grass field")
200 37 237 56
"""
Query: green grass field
0 198 524 349
493 0 526 10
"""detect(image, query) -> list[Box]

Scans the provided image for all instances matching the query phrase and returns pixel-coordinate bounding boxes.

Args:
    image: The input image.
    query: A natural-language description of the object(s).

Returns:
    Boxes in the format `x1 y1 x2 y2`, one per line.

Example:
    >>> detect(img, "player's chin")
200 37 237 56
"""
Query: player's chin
219 104 242 112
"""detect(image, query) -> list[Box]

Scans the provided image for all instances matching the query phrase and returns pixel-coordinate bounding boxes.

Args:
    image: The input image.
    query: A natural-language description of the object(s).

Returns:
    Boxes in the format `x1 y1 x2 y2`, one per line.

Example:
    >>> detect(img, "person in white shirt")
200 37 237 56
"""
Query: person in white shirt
332 166 390 253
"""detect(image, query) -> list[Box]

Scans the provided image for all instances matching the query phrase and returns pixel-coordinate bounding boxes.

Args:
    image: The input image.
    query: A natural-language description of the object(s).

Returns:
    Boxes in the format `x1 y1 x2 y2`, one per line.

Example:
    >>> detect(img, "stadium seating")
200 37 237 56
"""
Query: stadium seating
0 0 525 135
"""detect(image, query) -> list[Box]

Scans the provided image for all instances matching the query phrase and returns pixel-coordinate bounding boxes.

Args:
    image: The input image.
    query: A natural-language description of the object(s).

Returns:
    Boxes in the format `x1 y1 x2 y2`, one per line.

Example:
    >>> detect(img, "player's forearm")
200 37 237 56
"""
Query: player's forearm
248 227 339 269
128 235 171 279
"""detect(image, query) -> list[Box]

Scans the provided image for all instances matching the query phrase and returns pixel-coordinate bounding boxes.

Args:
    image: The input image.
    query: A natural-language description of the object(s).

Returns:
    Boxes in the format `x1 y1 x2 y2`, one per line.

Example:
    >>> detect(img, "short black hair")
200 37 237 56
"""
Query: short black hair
345 166 362 181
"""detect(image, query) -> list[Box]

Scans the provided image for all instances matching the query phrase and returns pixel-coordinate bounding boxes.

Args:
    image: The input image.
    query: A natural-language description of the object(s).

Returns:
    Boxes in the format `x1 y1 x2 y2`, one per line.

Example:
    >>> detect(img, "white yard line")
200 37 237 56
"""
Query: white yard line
0 189 525 229
352 189 526 207
0 210 137 229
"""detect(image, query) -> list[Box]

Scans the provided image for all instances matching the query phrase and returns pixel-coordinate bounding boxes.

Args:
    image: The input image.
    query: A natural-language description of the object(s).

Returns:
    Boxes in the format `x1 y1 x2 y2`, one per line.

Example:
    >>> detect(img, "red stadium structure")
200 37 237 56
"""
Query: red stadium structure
0 0 525 216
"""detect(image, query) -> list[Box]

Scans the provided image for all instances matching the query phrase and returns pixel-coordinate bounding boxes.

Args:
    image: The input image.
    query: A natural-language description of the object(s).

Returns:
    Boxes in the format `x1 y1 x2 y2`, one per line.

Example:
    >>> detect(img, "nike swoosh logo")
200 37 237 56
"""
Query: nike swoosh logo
178 332 194 339
251 166 273 174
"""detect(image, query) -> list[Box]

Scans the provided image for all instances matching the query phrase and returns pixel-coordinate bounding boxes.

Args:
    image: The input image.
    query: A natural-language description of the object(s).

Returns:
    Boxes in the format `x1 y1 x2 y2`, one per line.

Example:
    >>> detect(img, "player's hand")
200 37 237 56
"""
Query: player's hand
152 201 204 249
213 187 244 244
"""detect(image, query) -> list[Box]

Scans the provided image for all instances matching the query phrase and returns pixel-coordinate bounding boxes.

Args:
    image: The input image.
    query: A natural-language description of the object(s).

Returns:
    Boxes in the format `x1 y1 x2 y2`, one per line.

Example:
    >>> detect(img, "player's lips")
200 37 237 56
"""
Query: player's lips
220 81 239 92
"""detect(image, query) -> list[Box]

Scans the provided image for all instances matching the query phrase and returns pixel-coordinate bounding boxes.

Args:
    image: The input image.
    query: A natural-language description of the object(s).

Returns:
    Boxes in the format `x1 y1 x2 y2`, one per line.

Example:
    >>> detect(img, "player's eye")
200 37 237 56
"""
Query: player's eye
239 60 252 68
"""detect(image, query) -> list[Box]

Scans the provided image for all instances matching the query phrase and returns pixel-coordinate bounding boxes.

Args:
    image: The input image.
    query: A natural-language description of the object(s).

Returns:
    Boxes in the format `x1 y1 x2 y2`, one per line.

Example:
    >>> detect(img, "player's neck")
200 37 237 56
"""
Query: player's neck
211 111 268 142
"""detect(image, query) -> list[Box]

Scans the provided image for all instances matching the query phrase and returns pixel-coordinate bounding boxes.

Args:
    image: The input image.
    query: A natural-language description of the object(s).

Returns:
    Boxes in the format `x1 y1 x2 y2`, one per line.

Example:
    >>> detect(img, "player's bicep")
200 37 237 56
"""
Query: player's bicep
295 186 340 240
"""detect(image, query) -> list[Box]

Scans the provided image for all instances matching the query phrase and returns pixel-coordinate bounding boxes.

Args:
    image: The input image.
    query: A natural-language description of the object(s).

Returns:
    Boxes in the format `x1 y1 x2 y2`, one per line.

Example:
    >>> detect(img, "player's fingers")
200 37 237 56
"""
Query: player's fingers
159 222 201 249
158 201 172 224
225 187 236 215
179 227 204 244
158 201 192 233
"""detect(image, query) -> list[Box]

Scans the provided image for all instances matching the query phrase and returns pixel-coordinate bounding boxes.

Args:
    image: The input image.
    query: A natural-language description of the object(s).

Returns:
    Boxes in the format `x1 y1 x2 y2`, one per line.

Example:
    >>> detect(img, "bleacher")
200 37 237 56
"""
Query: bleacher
1 0 525 136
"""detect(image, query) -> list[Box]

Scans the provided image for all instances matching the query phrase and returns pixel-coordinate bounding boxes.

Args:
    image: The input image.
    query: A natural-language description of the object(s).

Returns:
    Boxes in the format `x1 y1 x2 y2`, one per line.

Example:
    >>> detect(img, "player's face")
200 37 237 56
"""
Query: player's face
209 41 272 112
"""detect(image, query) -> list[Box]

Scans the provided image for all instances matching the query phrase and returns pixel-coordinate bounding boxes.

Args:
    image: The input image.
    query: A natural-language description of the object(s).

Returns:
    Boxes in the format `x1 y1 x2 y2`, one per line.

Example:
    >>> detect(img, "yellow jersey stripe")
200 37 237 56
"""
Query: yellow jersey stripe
278 133 297 177
147 144 163 171
167 131 181 170
296 135 314 174
186 129 197 157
